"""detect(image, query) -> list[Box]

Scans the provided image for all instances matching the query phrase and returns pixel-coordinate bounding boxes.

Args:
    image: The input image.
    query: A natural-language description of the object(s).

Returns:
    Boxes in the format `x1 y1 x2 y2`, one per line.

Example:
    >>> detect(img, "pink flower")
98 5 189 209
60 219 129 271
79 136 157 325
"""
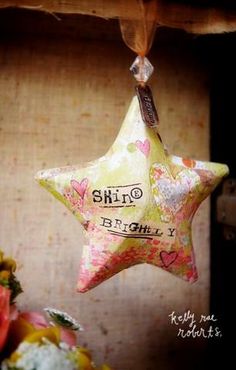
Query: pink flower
9 305 19 321
19 311 48 329
17 311 77 347
60 328 77 347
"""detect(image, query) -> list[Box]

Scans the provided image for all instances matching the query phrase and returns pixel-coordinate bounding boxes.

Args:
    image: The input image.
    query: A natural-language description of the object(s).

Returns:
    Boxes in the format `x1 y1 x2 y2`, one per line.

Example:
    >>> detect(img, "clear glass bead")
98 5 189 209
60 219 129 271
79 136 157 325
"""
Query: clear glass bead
130 56 154 83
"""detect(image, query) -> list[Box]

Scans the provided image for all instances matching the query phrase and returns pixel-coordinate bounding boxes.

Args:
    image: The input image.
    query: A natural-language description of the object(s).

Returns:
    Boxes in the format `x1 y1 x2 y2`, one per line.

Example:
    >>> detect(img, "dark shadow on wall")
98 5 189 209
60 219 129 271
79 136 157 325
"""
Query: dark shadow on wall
203 32 236 367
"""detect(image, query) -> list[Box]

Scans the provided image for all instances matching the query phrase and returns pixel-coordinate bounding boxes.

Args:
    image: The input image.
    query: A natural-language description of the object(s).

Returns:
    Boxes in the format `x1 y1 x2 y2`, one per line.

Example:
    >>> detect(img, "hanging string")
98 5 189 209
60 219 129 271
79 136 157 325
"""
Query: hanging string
119 0 158 57
119 0 159 128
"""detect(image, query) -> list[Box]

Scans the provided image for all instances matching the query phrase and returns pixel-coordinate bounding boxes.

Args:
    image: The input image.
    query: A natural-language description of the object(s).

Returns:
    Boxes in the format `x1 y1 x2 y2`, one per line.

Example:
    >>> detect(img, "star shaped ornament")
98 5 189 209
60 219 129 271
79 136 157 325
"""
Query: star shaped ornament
36 96 229 292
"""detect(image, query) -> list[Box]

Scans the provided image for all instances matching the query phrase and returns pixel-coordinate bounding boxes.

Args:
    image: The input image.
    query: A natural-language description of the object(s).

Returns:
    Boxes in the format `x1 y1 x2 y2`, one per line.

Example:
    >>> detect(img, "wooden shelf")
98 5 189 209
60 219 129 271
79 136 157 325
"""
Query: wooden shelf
1 0 236 34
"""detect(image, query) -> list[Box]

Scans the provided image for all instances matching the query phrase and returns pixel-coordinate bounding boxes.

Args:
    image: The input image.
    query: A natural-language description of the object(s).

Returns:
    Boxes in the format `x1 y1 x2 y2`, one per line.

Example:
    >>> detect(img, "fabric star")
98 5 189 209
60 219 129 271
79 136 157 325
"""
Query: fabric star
36 96 229 292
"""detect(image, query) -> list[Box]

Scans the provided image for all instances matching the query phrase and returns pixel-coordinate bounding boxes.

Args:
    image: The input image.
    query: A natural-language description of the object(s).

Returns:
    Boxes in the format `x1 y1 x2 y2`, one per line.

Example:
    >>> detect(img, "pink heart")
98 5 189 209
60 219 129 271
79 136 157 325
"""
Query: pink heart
160 251 178 267
135 139 150 157
71 178 88 199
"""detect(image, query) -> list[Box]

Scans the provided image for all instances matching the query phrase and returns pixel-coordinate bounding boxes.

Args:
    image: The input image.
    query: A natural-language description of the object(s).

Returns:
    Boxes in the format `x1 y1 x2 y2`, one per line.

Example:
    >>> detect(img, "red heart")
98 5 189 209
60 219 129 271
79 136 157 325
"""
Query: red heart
71 178 88 199
160 251 177 267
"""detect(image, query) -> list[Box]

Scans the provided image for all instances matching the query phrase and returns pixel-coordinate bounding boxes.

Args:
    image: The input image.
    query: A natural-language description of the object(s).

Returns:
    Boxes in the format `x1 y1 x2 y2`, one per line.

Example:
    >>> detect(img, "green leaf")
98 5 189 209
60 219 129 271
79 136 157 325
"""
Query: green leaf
8 274 23 304
44 308 83 331
0 278 10 288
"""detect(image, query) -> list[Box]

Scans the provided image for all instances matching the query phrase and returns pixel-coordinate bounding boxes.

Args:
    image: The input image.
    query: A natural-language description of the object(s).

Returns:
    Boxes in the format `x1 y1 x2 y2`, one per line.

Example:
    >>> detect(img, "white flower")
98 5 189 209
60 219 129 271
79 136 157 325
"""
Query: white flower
2 341 79 370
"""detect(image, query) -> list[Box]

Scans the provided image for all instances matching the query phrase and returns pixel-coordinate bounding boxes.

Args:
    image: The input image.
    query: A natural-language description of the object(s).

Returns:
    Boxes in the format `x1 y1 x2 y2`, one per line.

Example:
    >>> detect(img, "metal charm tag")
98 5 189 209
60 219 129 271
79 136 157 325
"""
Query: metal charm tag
135 85 159 128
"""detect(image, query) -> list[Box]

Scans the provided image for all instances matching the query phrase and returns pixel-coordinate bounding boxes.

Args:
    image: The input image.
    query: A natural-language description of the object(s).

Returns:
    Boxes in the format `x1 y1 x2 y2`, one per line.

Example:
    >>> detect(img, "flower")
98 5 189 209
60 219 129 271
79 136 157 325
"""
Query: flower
0 250 113 370
2 340 79 370
0 250 23 304
0 285 10 352
2 341 113 370
20 311 49 329
7 310 78 352
4 309 113 369
0 250 23 352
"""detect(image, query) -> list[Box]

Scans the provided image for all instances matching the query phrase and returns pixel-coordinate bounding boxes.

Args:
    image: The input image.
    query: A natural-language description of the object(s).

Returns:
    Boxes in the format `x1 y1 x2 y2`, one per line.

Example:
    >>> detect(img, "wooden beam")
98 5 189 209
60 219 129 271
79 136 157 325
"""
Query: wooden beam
0 0 236 34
